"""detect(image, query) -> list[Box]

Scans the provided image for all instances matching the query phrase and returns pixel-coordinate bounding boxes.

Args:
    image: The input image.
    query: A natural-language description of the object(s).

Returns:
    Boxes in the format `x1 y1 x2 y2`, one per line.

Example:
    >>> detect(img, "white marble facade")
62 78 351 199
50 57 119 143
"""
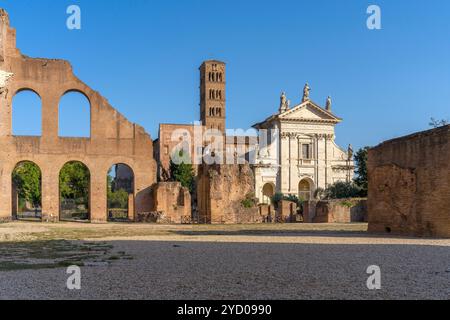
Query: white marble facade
252 88 354 204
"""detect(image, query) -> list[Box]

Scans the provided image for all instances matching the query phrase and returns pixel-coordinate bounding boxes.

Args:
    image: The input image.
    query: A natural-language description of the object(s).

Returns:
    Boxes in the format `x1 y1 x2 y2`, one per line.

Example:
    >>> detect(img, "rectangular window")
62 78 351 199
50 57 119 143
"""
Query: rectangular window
302 144 311 159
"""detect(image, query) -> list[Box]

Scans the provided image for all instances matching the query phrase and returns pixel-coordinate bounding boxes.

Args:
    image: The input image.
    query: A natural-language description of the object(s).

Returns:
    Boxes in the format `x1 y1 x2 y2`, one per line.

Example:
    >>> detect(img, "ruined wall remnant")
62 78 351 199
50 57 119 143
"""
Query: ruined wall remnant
368 125 450 237
0 10 156 222
147 182 191 223
197 164 261 224
313 199 367 223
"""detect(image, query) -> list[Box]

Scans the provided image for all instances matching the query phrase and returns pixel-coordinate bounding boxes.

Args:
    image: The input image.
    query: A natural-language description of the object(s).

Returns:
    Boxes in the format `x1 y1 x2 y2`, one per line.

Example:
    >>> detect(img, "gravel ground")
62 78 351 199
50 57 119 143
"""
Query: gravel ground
0 222 449 300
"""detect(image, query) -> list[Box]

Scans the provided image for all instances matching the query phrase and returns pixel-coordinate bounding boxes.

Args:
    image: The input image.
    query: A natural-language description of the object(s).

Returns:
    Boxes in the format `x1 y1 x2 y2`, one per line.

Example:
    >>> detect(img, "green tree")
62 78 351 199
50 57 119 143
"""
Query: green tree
323 181 362 199
354 147 370 196
283 194 303 207
108 189 129 209
169 149 195 193
271 192 284 208
12 162 41 208
59 162 90 199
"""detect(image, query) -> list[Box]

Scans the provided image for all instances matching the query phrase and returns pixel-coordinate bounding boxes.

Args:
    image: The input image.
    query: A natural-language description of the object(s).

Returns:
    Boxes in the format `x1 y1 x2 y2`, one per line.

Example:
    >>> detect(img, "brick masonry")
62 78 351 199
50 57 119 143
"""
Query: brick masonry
368 125 450 238
0 9 156 222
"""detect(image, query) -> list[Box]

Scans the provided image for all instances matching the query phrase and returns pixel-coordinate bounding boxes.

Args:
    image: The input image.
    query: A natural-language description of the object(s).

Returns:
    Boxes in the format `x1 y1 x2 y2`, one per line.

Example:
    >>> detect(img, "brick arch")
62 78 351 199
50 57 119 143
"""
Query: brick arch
105 161 134 177
59 160 91 221
60 88 92 106
58 159 92 174
13 87 42 98
12 159 44 171
106 162 135 222
11 160 43 220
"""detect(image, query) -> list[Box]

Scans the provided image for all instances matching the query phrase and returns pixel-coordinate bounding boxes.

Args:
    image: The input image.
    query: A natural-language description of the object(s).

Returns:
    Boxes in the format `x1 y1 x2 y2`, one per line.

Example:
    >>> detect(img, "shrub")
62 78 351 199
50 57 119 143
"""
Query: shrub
241 193 257 208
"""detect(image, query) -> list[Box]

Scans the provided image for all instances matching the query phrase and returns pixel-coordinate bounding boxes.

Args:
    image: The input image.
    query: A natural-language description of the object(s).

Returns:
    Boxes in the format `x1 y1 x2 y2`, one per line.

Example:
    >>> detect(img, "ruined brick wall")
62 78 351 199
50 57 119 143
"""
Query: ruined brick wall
148 182 191 223
368 126 450 237
278 200 298 222
154 124 201 181
197 164 261 224
302 201 317 223
313 199 367 223
0 10 156 222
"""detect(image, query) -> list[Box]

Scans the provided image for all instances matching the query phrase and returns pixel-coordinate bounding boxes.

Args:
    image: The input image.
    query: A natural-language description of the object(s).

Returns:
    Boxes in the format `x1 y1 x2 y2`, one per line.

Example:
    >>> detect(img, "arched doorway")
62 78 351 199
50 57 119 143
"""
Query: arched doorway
107 164 134 222
299 179 312 201
11 161 42 221
59 161 90 221
262 183 275 204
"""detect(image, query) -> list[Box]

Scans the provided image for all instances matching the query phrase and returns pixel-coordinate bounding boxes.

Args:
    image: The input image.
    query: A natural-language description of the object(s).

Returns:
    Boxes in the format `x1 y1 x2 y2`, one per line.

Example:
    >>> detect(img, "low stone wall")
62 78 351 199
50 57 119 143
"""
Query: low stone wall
259 201 302 223
305 199 367 223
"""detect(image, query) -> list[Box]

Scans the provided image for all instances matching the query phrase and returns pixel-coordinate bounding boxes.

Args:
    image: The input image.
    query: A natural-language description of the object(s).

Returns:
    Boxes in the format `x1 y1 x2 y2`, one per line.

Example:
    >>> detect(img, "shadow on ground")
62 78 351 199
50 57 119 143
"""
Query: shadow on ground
0 240 133 271
169 228 384 238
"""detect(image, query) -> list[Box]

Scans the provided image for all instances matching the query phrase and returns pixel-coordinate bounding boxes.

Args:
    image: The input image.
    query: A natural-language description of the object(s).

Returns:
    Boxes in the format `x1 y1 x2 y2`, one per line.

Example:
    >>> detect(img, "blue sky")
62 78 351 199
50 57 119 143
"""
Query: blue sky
3 0 450 150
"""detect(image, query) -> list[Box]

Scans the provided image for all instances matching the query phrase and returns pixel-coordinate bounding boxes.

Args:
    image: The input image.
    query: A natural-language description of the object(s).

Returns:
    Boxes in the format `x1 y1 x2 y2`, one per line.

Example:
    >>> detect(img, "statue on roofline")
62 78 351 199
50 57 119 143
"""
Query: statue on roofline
279 91 290 113
348 144 354 160
326 96 332 111
302 83 311 102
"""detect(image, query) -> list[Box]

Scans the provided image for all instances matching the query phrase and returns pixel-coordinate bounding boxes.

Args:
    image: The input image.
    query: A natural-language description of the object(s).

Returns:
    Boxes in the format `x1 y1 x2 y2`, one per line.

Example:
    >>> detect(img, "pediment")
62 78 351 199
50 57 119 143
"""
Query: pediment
279 101 341 123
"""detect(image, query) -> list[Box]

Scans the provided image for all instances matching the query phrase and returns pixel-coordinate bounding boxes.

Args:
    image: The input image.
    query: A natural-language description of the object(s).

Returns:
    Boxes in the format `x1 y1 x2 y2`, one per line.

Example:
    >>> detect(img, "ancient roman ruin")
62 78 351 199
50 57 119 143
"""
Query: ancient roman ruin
0 9 359 225
0 9 156 223
2 8 446 238
368 125 450 238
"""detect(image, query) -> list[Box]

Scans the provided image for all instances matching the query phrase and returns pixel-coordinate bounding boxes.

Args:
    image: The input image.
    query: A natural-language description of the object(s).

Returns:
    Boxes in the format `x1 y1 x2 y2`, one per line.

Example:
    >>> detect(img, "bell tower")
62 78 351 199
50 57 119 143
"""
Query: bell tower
199 60 226 133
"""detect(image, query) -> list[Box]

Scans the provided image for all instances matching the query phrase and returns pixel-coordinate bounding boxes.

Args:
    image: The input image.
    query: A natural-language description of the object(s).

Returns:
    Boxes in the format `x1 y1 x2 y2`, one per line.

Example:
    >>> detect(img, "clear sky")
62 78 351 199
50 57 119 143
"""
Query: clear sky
2 0 450 150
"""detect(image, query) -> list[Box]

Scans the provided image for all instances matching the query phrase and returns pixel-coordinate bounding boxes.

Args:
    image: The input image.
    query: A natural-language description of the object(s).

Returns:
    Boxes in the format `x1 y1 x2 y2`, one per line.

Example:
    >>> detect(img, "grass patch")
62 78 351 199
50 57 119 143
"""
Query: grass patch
0 240 132 272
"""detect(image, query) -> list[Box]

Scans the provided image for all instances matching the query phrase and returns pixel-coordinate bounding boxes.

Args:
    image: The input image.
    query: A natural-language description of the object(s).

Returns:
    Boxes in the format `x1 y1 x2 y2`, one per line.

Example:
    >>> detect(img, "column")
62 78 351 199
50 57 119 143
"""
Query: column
41 166 59 222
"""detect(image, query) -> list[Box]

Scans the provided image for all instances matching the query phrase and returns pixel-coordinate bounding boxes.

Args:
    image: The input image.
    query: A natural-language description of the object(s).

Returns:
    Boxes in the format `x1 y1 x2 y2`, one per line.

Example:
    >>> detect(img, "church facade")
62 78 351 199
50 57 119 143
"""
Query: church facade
252 86 354 204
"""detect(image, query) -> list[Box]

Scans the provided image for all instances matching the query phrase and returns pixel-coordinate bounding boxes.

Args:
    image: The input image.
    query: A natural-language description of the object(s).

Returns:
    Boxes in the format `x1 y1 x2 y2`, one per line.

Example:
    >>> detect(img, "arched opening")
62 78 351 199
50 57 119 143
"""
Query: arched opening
262 183 275 204
59 161 90 221
107 164 134 222
59 91 91 138
299 179 313 201
12 89 42 136
12 161 42 221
